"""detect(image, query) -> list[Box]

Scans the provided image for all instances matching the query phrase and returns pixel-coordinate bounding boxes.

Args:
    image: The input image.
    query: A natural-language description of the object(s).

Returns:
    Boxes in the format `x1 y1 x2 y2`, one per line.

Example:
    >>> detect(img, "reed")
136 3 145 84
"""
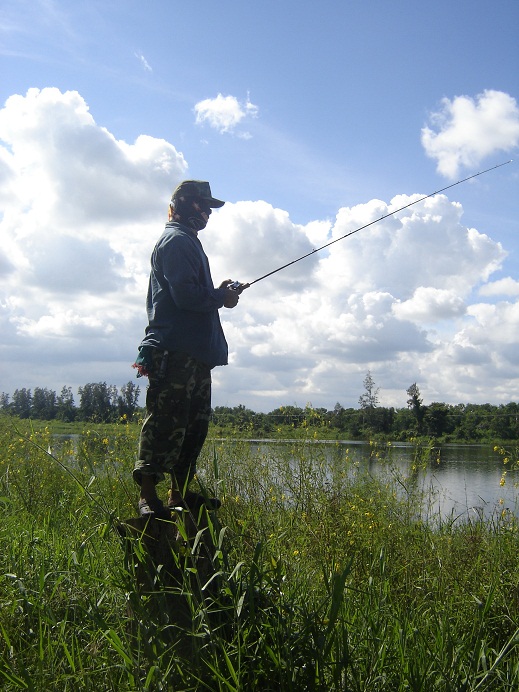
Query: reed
0 416 517 690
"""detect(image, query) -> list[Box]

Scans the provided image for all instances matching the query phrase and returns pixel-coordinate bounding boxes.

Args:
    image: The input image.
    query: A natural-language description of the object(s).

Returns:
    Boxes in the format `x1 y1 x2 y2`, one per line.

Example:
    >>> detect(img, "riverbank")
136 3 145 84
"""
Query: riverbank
0 420 518 689
7 414 519 447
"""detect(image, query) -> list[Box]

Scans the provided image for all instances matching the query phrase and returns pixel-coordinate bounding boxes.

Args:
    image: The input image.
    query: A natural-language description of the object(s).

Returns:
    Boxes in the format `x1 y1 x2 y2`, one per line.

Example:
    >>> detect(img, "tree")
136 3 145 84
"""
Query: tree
406 383 426 433
117 381 141 420
78 382 116 422
57 386 76 422
331 402 346 429
31 387 57 420
359 371 380 410
11 388 32 418
423 402 451 437
358 371 380 431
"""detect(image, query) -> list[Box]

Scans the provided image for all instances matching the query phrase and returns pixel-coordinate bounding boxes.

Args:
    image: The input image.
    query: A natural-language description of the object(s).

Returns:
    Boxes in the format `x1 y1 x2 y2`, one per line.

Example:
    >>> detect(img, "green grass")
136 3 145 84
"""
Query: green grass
0 416 518 690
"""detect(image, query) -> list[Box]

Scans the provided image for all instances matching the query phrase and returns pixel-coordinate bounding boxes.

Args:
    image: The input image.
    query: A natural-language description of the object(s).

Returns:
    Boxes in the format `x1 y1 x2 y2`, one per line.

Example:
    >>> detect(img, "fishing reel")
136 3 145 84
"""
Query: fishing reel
229 280 248 293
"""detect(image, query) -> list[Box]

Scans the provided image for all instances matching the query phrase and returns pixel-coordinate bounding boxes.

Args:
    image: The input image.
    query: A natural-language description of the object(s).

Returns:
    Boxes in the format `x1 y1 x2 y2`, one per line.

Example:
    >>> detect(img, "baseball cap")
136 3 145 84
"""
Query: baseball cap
171 180 225 208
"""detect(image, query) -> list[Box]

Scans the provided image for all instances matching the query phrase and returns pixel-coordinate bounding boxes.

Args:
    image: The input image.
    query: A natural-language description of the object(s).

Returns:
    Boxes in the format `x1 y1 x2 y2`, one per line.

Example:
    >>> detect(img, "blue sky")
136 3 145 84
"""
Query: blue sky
1 0 518 411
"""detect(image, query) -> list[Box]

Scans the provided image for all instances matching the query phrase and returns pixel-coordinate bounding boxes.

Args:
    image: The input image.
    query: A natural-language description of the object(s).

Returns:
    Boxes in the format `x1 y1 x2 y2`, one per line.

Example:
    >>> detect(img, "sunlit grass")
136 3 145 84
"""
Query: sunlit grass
0 415 518 690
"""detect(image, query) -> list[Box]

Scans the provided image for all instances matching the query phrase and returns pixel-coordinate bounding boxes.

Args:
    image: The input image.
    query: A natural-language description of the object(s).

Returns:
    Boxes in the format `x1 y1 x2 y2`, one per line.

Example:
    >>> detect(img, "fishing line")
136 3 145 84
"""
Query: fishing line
235 160 512 290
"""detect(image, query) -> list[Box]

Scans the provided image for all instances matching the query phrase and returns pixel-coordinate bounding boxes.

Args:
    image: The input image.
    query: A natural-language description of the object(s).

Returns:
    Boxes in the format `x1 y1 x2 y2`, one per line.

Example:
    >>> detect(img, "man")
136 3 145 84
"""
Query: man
133 180 245 518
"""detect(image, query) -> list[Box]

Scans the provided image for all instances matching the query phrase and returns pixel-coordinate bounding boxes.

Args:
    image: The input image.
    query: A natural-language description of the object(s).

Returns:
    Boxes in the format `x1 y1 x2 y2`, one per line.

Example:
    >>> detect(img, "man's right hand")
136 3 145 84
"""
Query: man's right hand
223 288 240 308
219 279 240 308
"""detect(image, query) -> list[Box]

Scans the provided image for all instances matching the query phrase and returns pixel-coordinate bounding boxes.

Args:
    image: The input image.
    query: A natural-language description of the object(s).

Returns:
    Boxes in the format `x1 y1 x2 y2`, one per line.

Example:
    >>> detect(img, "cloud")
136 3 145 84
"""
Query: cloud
194 93 259 135
421 90 519 178
135 51 152 72
0 87 188 391
393 287 466 323
479 276 519 297
26 235 125 294
313 194 506 299
206 191 508 406
0 88 187 225
203 200 318 291
1 87 518 409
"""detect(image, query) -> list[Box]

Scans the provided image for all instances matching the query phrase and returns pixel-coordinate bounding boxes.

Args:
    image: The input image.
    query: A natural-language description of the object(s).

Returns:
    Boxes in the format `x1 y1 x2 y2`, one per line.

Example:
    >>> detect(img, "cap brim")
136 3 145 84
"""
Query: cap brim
208 197 225 208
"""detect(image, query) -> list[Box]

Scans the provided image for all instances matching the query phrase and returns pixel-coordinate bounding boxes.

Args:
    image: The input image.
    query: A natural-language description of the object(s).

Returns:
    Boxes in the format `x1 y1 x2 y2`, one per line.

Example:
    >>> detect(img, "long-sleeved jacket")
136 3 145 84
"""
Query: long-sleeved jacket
140 222 228 368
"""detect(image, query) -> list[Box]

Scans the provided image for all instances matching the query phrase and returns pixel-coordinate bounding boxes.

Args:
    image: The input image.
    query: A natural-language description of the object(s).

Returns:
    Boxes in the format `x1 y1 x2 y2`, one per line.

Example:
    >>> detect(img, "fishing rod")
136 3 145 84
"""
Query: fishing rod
231 159 512 292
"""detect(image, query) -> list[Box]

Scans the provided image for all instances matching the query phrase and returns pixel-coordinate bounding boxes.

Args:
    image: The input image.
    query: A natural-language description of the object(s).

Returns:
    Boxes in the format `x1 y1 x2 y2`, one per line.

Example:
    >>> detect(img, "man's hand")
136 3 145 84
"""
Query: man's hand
224 289 239 308
219 279 241 308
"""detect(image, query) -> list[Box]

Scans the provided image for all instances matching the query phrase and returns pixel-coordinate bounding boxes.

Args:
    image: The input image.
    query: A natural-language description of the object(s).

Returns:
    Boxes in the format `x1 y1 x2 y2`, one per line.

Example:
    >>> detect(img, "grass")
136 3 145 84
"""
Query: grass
0 416 518 690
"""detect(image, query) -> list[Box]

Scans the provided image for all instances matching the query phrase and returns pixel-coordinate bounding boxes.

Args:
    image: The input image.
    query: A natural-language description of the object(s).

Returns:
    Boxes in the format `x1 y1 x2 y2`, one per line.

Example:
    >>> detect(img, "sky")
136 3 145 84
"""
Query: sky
1 0 518 413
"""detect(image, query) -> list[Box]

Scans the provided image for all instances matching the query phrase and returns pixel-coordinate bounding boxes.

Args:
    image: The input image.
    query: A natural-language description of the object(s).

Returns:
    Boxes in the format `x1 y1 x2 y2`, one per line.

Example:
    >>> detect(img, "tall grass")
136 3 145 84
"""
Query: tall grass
0 416 518 690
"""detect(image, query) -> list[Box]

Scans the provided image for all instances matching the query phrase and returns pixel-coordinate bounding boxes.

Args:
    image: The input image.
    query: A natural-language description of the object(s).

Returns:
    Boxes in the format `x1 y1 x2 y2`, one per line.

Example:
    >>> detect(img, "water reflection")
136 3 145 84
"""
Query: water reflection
244 439 518 521
53 433 518 521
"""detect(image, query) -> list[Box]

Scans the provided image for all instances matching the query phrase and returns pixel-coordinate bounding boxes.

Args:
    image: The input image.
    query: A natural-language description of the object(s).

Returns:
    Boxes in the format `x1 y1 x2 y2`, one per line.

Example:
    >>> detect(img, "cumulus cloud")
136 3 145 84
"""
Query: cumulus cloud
203 200 318 292
194 93 258 136
479 276 519 297
26 235 125 294
1 87 518 408
207 191 509 407
423 299 519 402
393 287 466 323
421 90 519 178
0 88 187 226
314 194 506 299
0 87 187 391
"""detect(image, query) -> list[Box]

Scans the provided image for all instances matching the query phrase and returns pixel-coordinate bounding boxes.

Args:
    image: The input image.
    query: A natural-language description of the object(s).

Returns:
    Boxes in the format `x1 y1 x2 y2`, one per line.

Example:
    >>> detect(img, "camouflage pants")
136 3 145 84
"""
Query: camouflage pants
133 350 212 487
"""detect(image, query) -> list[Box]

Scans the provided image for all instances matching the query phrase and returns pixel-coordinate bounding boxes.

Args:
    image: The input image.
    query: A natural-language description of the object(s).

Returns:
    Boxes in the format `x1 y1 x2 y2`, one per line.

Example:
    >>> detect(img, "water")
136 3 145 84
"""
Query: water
422 444 516 521
53 434 519 521
243 439 519 522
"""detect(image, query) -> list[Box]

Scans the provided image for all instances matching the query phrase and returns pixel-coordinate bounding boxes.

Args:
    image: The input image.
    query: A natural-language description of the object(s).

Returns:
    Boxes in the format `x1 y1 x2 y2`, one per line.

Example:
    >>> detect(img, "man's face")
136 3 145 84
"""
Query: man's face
193 199 212 228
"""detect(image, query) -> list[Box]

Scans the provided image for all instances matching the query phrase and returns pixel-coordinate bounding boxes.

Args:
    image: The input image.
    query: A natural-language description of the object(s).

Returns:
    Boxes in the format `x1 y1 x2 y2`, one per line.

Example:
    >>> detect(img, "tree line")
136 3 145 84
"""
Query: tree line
211 401 519 441
0 382 141 422
1 373 518 441
212 375 519 442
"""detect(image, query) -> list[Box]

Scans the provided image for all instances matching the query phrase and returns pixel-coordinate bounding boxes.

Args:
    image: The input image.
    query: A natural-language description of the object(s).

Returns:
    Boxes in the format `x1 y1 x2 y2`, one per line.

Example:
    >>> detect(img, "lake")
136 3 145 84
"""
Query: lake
54 434 519 521
241 439 519 522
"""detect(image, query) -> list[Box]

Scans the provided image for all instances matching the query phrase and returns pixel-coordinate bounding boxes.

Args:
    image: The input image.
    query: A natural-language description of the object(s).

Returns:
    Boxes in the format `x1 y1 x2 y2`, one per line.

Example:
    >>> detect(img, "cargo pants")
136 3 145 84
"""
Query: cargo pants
132 349 212 488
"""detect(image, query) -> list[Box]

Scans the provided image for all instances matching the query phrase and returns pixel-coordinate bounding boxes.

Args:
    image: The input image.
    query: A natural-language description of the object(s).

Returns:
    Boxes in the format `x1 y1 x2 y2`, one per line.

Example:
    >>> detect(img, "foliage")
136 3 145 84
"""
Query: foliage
212 401 519 443
0 416 518 690
2 379 519 440
1 382 141 424
407 382 426 433
358 370 380 411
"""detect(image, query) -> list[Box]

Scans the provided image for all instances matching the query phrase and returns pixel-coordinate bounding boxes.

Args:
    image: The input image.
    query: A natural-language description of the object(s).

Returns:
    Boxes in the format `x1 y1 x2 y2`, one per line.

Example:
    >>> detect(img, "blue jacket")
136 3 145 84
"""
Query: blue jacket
140 222 228 368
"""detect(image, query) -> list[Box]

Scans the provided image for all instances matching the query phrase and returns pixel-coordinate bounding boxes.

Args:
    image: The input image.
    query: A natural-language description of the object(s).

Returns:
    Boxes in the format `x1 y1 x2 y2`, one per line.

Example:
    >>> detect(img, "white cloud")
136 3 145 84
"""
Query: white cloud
1 87 518 409
479 276 519 297
203 200 317 292
206 191 510 407
393 287 466 323
135 51 152 72
0 87 188 392
14 309 112 339
194 93 259 135
421 90 519 178
0 88 187 226
313 194 506 299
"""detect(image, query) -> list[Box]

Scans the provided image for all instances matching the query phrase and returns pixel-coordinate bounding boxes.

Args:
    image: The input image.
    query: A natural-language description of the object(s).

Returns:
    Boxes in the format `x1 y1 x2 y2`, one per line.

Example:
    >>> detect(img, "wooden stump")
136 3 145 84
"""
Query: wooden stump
117 506 217 654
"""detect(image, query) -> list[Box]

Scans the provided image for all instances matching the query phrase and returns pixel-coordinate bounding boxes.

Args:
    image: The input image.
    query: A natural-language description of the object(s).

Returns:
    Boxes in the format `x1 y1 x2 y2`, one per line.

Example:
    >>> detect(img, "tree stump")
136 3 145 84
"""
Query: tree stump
117 506 218 657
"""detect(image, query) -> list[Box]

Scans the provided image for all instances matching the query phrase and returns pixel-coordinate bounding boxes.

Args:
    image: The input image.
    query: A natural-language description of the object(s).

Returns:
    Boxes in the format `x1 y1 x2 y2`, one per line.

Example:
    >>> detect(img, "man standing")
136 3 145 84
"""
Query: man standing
133 180 244 518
